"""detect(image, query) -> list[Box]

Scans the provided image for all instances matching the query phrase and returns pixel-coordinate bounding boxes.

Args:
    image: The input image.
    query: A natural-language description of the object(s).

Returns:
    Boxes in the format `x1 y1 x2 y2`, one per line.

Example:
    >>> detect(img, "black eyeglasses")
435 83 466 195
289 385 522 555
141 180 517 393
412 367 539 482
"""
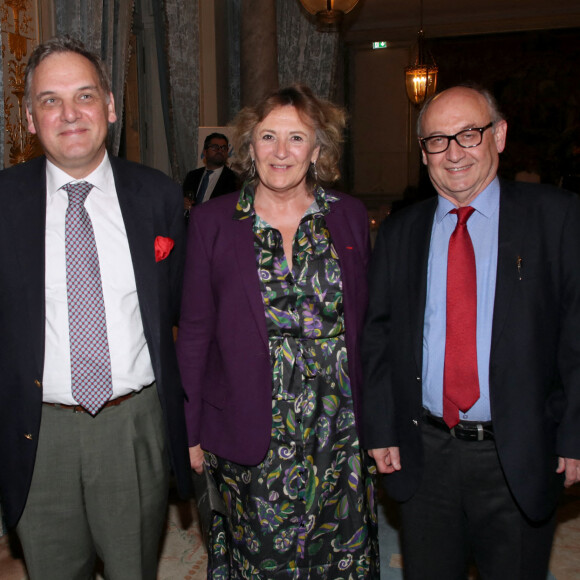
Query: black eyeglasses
420 122 494 154
206 144 229 152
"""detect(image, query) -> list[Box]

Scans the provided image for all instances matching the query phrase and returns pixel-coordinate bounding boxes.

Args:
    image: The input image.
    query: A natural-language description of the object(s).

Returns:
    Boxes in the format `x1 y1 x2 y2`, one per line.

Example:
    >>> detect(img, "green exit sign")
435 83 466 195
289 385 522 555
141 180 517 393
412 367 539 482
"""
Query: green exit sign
372 41 388 49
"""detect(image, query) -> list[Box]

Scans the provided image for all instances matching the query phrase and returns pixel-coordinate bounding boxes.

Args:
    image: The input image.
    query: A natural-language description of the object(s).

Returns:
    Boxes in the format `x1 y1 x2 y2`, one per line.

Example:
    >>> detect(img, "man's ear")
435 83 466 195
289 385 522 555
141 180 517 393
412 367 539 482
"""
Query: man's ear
420 142 428 166
107 92 117 124
493 120 508 154
25 106 37 135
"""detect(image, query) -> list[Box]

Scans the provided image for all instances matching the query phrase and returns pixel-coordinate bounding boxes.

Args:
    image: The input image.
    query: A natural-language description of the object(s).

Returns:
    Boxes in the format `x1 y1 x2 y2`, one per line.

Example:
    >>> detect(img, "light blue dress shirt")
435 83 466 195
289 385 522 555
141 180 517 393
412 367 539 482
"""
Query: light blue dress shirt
422 178 500 421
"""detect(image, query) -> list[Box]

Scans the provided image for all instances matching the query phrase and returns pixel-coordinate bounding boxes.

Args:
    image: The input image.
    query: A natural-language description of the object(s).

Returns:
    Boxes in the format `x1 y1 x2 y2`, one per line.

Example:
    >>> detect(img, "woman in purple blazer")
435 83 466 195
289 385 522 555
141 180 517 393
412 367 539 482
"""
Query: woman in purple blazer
176 85 378 579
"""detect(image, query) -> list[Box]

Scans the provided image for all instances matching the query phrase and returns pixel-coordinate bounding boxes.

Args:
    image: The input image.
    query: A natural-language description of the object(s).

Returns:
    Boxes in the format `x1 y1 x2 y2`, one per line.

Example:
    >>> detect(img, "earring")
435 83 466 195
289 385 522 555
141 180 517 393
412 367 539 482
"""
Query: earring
312 161 318 182
249 159 256 179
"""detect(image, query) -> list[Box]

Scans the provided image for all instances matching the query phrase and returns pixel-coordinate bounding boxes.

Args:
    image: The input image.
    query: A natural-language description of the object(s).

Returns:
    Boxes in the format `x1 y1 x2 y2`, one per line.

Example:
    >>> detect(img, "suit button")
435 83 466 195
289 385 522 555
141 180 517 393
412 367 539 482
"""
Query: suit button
24 433 33 440
34 380 42 388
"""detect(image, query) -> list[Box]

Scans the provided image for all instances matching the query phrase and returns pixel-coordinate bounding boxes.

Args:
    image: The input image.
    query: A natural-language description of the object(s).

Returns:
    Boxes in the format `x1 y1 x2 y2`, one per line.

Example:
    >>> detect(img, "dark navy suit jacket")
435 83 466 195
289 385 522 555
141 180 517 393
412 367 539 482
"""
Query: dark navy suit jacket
362 179 580 521
182 166 239 202
0 155 192 528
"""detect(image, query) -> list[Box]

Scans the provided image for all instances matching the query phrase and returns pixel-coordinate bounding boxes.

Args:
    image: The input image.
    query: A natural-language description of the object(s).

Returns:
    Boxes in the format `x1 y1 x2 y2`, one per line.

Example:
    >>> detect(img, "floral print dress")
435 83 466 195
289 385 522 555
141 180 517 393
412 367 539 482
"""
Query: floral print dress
205 185 378 579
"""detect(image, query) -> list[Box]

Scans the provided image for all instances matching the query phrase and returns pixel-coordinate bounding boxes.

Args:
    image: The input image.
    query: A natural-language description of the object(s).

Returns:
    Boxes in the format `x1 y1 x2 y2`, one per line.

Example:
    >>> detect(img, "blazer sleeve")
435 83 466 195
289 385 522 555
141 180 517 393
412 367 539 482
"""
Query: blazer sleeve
175 207 217 447
555 193 580 459
167 179 187 324
360 219 398 449
213 167 240 198
183 169 200 195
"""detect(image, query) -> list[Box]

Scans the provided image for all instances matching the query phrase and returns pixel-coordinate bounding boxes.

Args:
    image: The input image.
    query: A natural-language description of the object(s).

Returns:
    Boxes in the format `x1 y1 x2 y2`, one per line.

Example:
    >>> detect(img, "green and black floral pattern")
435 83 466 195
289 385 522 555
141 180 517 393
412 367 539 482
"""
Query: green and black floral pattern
206 185 378 579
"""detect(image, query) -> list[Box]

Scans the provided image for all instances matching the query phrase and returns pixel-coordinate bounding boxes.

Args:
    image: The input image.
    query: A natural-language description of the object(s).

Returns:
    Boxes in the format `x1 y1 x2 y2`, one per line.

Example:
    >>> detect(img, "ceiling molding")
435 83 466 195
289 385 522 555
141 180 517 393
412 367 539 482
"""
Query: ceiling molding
343 1 580 43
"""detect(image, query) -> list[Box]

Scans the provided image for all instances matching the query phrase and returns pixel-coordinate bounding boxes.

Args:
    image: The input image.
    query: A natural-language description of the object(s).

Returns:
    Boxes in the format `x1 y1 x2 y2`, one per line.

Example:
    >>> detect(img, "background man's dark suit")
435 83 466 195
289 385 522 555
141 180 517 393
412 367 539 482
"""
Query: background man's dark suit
182 166 239 202
362 177 580 521
0 154 192 530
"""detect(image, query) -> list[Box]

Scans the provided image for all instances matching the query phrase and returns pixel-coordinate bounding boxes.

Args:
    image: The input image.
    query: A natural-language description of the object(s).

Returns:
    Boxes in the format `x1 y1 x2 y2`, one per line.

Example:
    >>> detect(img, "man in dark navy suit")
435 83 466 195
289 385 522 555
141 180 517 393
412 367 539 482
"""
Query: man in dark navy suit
0 36 190 579
363 85 580 579
182 132 239 216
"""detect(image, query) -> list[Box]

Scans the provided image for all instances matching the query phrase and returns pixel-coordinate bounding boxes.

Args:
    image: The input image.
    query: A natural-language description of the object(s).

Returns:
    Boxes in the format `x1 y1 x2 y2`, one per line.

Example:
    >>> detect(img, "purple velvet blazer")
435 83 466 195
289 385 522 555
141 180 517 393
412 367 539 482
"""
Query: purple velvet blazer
176 190 370 466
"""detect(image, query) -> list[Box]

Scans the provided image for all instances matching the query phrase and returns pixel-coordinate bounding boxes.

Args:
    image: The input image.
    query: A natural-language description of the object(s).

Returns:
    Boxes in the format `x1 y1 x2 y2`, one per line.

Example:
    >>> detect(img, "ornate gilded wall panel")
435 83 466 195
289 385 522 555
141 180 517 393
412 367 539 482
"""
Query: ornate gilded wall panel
1 0 42 167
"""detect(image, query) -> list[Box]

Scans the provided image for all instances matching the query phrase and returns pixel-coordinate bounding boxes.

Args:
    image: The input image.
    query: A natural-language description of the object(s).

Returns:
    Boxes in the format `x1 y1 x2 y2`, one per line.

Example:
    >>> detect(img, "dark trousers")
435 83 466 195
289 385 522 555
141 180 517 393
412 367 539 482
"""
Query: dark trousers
16 385 169 580
399 421 556 580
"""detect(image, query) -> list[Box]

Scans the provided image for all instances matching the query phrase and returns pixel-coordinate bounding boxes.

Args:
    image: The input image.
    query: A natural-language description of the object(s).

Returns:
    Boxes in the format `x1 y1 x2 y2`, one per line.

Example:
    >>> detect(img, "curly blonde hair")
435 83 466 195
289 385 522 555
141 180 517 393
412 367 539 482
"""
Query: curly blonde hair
230 84 347 187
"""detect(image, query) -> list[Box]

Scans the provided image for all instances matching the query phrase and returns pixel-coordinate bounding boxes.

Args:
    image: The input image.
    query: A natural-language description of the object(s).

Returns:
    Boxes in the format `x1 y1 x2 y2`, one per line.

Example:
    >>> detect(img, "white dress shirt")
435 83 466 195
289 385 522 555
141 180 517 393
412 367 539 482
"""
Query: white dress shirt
43 153 154 404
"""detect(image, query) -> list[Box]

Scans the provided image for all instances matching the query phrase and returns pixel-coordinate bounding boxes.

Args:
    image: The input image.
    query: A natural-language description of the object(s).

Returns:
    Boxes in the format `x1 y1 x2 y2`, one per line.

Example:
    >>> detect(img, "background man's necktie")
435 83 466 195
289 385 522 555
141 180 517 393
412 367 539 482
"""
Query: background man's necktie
195 170 213 204
64 181 113 415
443 206 480 428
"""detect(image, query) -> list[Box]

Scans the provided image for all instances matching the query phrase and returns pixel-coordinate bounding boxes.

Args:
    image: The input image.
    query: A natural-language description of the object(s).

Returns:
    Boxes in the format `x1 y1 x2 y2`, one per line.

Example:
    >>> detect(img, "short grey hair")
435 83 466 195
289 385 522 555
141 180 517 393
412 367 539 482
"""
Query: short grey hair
25 35 112 109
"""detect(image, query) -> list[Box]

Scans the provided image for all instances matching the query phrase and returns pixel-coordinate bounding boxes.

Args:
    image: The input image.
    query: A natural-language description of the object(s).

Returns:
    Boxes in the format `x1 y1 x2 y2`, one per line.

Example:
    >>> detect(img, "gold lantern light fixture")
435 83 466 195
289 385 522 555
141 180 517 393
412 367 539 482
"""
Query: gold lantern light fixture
299 0 360 31
405 0 438 106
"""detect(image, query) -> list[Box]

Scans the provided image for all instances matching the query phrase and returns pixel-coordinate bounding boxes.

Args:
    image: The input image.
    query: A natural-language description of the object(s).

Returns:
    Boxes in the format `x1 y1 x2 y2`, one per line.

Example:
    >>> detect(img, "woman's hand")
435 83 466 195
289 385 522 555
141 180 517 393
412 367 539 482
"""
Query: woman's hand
189 444 205 474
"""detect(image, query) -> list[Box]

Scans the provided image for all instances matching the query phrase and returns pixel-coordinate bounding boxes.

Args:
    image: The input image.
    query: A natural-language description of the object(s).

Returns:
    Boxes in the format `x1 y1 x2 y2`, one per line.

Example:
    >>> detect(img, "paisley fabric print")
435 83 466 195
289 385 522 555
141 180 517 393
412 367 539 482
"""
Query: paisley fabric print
207 184 378 579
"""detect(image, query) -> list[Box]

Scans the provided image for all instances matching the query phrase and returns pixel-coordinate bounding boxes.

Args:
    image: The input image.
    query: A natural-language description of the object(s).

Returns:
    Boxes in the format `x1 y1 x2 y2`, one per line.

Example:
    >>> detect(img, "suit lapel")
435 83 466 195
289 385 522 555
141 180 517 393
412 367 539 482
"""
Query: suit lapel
232 216 269 349
410 199 437 371
491 181 526 355
325 203 361 330
111 159 159 346
191 170 203 194
6 158 47 374
215 171 226 190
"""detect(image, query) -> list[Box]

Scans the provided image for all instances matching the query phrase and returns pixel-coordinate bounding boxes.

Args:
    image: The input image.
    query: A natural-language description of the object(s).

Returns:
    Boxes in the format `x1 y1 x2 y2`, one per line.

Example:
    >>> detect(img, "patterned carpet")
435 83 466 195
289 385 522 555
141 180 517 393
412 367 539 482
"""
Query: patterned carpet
156 499 208 579
2 486 579 579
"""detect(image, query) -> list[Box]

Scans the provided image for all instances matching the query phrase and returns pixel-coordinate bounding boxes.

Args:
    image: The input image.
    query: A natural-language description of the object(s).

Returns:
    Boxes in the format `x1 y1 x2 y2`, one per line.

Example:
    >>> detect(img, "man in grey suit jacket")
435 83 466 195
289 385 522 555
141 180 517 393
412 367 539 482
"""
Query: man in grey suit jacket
362 85 580 579
0 36 190 579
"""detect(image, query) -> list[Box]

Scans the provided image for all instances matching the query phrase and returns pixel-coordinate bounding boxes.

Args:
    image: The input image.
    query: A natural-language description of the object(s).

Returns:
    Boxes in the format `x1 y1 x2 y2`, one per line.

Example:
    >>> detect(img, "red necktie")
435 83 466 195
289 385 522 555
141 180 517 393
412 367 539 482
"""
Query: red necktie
443 206 480 428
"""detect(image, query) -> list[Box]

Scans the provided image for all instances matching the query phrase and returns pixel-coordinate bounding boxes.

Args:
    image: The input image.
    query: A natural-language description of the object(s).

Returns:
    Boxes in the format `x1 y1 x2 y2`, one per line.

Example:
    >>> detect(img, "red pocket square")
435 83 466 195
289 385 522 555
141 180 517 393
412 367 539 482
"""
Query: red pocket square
155 236 174 262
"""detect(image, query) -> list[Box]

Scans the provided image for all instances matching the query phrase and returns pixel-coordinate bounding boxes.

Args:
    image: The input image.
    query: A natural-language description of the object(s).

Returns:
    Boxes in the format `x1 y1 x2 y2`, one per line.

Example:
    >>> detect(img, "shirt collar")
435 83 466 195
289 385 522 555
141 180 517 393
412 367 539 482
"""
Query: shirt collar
233 183 339 222
435 176 500 224
208 165 224 178
46 151 114 198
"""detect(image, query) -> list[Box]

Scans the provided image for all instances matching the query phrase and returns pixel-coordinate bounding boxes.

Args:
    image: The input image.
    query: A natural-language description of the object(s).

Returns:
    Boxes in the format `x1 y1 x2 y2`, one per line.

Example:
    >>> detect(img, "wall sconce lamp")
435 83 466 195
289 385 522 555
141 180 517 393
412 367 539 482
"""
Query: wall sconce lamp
299 0 360 31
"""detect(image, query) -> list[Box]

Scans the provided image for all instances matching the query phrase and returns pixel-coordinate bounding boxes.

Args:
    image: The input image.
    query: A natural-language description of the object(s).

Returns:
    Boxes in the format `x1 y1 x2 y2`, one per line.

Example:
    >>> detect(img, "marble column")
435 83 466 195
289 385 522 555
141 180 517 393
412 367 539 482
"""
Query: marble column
240 0 278 107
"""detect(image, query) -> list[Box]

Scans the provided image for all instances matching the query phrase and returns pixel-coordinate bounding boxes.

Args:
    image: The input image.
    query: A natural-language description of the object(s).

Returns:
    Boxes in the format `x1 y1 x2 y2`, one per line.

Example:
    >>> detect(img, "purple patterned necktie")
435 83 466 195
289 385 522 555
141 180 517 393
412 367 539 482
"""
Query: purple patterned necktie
64 181 113 415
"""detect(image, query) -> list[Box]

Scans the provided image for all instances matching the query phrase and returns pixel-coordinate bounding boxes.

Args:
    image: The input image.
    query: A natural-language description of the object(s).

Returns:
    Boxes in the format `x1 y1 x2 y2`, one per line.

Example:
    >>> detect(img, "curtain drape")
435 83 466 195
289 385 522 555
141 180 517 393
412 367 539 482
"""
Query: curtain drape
0 29 4 169
48 0 335 180
152 0 200 183
227 0 242 121
54 0 135 156
276 0 340 100
226 0 339 119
